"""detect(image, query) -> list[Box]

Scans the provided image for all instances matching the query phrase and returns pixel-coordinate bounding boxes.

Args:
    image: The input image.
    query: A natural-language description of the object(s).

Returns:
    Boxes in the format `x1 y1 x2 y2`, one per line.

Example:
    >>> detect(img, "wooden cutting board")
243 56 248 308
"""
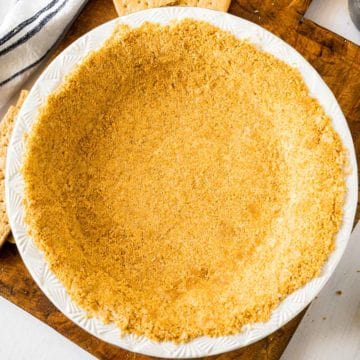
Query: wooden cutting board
0 0 359 359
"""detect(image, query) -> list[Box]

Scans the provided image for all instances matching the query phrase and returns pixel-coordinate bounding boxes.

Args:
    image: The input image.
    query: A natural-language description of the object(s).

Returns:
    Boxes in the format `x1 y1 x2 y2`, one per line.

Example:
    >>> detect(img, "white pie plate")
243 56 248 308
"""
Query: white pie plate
5 7 358 358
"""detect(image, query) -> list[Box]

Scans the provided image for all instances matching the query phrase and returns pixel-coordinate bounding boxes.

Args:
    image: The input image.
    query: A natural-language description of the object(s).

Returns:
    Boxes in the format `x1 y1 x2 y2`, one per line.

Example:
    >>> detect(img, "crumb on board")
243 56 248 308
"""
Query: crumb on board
336 290 343 295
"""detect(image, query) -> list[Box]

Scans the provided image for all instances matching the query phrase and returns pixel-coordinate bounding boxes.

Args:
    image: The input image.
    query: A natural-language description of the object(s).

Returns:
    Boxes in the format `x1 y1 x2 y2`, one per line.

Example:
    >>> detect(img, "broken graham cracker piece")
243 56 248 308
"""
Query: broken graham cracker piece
0 90 28 248
113 0 231 16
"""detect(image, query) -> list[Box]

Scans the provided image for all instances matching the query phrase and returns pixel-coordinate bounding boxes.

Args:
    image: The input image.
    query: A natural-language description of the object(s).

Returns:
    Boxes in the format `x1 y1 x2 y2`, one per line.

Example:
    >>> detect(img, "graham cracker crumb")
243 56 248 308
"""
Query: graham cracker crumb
22 20 346 342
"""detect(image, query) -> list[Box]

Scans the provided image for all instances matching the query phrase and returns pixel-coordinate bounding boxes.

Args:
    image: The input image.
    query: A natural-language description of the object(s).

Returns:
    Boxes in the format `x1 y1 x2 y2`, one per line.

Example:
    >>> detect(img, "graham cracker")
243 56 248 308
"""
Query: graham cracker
0 90 28 248
113 0 231 16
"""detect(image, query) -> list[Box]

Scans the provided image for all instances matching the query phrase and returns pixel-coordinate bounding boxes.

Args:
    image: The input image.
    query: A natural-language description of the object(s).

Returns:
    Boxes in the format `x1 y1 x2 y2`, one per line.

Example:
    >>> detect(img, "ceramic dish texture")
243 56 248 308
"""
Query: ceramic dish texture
5 7 358 358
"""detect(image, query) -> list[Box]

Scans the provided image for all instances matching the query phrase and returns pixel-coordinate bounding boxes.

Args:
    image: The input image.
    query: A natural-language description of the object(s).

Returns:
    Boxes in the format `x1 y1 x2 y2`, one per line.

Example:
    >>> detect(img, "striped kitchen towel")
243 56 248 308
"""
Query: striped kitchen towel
0 0 88 112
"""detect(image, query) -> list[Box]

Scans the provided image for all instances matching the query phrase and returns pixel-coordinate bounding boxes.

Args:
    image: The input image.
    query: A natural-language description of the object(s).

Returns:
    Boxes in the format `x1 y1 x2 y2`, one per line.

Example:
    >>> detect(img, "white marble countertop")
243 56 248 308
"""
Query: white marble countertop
0 0 358 359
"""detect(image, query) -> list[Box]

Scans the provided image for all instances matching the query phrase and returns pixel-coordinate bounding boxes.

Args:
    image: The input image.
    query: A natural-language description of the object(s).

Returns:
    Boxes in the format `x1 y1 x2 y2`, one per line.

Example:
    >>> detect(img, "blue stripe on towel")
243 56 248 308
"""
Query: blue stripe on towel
0 47 53 87
0 0 88 87
0 0 60 47
0 0 69 57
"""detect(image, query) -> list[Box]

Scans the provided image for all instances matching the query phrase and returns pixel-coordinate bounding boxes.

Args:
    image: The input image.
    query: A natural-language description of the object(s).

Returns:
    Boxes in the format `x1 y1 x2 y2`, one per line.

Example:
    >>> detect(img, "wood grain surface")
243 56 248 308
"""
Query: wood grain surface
0 0 359 359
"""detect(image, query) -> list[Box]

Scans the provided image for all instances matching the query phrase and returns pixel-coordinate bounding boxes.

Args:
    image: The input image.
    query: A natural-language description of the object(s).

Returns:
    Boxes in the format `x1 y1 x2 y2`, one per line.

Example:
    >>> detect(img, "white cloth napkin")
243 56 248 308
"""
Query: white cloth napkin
0 0 88 112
